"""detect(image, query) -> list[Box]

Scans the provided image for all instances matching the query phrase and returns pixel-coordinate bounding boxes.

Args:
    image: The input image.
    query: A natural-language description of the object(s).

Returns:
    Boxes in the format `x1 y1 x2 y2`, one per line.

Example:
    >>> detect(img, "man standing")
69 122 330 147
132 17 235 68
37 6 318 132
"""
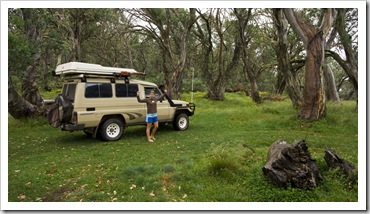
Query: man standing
137 90 167 142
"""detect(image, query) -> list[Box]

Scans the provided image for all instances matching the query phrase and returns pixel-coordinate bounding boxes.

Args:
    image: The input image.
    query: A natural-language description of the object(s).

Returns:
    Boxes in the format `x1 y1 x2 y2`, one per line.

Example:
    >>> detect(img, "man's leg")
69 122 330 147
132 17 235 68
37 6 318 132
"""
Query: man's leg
146 123 152 142
151 122 159 140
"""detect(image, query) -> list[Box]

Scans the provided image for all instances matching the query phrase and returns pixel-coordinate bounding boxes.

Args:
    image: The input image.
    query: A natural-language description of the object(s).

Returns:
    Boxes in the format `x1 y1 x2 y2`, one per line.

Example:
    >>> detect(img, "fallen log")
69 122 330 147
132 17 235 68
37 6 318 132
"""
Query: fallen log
324 148 357 182
262 140 322 189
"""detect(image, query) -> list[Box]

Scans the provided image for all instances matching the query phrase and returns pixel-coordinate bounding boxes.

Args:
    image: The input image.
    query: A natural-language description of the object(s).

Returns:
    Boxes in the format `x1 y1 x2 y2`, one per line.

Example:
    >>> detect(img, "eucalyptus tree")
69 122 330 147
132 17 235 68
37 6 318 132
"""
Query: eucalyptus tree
283 8 335 120
272 8 303 108
8 8 47 118
50 8 113 63
194 8 241 100
325 8 358 104
80 9 132 67
126 8 197 99
234 8 262 104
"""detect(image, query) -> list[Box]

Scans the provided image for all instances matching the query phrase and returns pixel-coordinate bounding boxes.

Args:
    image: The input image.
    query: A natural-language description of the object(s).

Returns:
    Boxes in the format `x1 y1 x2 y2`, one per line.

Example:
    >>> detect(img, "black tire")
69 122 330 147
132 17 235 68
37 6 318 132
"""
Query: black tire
47 102 61 128
173 113 189 131
99 118 124 141
55 95 73 123
48 95 73 127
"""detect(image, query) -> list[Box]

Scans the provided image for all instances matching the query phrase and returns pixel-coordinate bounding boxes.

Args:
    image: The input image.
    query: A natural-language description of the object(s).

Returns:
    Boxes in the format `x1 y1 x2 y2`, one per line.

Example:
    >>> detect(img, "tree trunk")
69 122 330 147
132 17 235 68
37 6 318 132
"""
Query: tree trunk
272 9 303 108
207 79 226 100
43 49 51 91
8 76 38 119
322 59 340 102
244 64 262 104
275 72 286 95
20 8 44 107
332 9 358 103
262 140 322 189
137 8 196 100
284 9 334 120
322 26 340 102
324 148 357 182
21 52 44 106
68 9 82 62
234 8 261 104
197 9 240 100
299 31 326 119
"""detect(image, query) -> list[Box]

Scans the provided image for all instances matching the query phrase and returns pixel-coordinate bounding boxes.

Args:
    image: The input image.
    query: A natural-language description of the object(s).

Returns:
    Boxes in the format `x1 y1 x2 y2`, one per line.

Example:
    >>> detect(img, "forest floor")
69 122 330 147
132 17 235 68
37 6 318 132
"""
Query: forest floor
7 92 358 204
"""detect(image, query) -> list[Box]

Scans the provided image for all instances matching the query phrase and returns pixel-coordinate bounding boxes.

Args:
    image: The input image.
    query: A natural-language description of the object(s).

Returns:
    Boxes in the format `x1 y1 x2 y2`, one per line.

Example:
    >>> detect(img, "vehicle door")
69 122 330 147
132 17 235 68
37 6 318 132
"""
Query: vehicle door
115 83 146 124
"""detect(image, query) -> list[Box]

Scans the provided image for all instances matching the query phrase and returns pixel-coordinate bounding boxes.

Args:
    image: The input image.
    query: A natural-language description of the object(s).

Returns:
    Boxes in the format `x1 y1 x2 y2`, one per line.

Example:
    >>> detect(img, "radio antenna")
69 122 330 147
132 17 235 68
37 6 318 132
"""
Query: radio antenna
191 70 194 103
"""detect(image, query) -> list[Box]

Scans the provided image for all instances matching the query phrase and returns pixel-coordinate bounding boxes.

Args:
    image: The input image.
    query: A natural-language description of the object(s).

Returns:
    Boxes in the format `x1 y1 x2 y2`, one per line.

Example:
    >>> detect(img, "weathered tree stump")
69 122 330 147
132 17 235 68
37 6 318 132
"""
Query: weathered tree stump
262 140 322 189
324 148 357 182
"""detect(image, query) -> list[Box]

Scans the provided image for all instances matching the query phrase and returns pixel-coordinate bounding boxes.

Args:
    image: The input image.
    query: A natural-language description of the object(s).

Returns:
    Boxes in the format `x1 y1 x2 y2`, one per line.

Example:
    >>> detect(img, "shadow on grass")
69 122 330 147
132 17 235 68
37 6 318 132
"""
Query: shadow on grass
53 133 103 146
53 124 177 146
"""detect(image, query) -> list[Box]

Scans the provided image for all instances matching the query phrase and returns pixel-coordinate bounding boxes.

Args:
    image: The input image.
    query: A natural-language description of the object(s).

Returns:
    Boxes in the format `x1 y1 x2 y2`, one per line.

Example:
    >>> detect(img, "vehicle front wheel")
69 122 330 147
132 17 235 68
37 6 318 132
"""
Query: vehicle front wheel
99 118 124 141
173 113 189 131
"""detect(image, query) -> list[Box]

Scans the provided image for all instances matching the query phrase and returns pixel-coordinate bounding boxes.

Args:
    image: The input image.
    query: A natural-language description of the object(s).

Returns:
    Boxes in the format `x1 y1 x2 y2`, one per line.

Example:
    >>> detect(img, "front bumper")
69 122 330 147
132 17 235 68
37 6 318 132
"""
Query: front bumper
188 103 195 116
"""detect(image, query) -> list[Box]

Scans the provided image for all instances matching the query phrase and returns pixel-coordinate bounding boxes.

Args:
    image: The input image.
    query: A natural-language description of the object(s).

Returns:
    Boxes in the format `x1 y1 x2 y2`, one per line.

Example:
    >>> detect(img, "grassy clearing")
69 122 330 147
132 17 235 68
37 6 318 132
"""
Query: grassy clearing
8 92 358 202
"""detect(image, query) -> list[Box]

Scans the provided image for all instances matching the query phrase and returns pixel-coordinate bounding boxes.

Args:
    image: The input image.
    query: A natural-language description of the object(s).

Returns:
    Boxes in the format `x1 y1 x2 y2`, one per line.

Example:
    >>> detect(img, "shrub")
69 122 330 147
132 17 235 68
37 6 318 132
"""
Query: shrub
206 143 244 176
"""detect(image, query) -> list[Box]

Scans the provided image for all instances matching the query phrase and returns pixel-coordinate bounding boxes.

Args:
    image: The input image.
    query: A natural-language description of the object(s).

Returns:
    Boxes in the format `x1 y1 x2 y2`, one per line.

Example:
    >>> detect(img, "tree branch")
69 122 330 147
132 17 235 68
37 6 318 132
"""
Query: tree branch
283 9 308 46
325 50 349 72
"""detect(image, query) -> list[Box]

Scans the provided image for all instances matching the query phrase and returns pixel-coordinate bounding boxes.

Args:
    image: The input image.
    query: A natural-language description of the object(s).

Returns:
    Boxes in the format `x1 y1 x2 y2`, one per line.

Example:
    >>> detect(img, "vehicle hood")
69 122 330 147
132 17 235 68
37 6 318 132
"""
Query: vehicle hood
172 100 189 106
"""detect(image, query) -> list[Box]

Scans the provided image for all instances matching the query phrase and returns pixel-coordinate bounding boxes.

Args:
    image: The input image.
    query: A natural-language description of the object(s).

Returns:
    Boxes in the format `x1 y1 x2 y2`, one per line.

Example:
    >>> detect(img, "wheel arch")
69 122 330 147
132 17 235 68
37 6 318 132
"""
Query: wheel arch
174 109 192 118
99 114 126 127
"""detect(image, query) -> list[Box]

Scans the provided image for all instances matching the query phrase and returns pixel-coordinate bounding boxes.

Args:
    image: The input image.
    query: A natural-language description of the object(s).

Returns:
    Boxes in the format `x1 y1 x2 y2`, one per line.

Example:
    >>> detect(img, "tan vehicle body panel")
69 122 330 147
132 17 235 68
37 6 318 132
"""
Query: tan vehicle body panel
69 78 176 128
49 62 195 141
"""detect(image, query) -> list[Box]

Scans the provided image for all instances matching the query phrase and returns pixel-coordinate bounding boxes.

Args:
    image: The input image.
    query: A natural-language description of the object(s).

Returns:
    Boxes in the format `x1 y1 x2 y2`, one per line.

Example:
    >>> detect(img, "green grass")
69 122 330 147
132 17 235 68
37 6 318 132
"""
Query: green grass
8 92 358 202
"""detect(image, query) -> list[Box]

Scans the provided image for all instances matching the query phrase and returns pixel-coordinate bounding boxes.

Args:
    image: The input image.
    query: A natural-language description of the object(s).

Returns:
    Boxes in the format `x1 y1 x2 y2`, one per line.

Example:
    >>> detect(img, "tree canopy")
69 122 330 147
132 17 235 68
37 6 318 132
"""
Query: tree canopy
7 8 359 120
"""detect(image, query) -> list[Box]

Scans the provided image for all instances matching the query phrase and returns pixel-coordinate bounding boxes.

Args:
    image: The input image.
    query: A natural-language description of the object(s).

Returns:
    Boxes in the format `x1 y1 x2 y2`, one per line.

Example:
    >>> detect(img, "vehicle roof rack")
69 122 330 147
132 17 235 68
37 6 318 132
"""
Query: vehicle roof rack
55 62 144 77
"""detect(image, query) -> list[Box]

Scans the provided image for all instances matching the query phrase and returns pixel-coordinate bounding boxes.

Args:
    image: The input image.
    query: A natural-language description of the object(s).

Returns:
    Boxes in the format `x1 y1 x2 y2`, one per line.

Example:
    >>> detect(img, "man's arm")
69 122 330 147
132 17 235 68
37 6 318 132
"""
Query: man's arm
137 91 146 103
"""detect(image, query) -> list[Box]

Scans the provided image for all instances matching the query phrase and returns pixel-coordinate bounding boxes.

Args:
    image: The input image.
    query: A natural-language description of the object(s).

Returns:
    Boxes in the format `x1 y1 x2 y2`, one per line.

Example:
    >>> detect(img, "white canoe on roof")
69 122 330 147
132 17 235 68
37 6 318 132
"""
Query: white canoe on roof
55 62 140 76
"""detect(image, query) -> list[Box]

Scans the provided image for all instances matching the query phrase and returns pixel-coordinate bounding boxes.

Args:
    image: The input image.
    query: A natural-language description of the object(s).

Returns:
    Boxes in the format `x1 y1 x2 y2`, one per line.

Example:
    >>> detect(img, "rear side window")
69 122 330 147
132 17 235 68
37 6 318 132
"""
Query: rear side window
85 83 112 98
62 83 77 102
116 84 138 97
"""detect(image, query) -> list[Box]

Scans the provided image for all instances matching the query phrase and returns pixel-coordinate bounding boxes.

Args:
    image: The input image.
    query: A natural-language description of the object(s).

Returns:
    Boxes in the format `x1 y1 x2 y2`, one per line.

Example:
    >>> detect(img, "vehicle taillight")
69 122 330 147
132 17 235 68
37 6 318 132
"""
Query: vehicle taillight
72 112 78 124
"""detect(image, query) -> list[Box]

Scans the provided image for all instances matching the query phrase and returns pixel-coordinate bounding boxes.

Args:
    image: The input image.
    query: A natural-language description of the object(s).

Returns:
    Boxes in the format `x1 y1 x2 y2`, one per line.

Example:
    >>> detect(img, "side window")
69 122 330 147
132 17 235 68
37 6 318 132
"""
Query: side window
85 83 112 98
127 84 138 97
85 83 99 98
116 84 138 97
144 87 162 98
62 85 67 96
67 84 77 101
115 84 127 97
100 83 112 97
62 84 77 102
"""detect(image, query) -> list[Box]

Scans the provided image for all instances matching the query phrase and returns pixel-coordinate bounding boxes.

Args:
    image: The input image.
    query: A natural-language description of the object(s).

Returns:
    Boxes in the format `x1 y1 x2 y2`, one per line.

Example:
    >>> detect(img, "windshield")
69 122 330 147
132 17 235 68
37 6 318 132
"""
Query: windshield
144 87 164 99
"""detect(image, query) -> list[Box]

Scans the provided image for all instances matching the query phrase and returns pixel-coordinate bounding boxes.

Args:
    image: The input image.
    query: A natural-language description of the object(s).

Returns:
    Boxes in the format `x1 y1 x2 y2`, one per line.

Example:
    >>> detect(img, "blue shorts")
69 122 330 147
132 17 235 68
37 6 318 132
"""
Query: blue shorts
146 113 158 123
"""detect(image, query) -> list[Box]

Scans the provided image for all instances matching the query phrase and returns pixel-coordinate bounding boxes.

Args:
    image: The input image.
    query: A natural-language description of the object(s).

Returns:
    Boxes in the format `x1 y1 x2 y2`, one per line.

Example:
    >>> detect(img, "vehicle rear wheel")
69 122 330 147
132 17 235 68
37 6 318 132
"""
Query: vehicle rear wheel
173 113 189 131
99 118 124 141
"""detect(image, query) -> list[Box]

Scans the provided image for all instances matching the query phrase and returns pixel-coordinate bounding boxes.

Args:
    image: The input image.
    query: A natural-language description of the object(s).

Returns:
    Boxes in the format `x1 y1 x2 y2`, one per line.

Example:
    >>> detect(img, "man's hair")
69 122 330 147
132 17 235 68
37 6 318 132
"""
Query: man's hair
150 90 155 94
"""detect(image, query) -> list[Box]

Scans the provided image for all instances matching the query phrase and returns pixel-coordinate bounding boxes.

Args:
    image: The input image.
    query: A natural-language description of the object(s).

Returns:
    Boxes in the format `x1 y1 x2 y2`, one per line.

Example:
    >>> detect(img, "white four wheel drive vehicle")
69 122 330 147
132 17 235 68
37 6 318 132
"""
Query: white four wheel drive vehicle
47 62 195 141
